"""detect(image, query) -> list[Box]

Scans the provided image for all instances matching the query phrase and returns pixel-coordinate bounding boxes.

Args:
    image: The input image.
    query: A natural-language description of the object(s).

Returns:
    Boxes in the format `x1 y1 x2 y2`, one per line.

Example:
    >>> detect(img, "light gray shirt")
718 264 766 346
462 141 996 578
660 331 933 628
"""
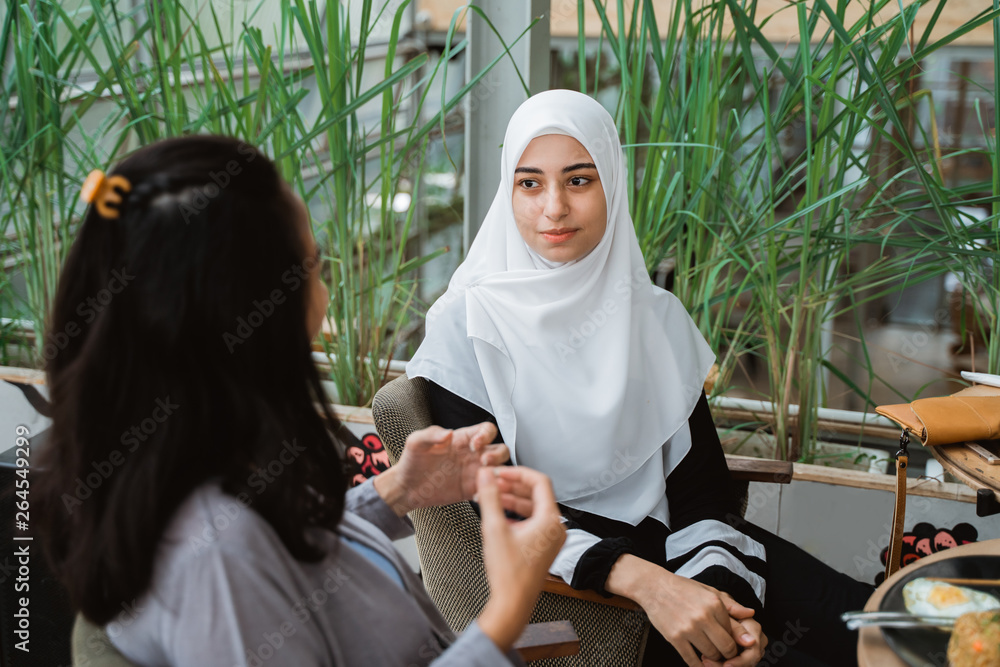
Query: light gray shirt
108 479 522 666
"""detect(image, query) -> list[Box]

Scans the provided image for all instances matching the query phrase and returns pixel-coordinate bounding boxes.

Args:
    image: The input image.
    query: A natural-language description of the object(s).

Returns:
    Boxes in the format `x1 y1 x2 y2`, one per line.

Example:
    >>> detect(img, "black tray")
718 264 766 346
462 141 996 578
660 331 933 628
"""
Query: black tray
880 555 1000 667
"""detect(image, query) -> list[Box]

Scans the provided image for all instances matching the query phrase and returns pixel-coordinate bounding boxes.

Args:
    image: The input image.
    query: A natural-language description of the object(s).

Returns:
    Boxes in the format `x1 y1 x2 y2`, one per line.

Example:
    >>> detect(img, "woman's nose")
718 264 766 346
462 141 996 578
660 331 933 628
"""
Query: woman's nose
543 186 569 220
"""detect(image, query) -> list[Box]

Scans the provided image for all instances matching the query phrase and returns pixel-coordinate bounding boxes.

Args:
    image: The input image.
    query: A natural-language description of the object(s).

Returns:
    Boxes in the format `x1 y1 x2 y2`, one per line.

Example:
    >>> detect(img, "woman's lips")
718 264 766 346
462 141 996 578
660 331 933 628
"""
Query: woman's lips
541 228 577 243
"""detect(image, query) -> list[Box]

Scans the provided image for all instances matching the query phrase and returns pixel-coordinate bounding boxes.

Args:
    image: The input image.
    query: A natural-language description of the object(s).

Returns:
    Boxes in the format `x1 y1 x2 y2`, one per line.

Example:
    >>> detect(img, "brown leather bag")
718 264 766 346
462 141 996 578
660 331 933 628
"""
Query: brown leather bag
876 384 1000 446
875 384 1000 579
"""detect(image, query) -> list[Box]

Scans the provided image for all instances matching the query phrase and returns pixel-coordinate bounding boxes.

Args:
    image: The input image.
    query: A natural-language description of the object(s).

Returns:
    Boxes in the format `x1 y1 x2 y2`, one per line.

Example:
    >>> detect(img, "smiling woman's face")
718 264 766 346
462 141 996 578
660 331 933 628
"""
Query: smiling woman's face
511 134 607 263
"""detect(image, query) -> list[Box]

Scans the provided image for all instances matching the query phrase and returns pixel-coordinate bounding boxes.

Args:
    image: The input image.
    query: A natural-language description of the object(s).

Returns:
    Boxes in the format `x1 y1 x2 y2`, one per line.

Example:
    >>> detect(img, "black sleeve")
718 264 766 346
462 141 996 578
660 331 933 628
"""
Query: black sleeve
426 381 503 444
566 393 767 611
664 392 741 528
662 392 767 612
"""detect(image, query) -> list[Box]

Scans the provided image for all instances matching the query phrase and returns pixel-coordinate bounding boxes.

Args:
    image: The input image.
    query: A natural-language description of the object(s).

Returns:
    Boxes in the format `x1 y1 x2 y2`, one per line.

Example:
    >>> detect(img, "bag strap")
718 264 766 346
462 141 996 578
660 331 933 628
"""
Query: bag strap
885 430 910 581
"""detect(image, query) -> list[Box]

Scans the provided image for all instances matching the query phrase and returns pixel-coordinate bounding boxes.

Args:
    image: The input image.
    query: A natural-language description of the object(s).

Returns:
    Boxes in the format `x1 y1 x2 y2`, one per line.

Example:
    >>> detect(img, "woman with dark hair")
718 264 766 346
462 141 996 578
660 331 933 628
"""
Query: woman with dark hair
35 135 565 666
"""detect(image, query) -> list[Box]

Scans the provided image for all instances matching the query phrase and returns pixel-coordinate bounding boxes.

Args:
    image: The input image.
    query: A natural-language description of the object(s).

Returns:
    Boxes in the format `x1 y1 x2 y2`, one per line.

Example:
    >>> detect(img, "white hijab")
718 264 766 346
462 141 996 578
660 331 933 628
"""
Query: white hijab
407 90 715 524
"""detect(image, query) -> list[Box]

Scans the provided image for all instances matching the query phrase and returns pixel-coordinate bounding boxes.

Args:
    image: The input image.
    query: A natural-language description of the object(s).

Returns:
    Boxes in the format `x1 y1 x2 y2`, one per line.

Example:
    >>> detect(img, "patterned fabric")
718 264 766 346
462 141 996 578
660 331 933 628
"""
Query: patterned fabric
373 375 650 666
664 519 767 602
875 522 979 586
342 429 391 487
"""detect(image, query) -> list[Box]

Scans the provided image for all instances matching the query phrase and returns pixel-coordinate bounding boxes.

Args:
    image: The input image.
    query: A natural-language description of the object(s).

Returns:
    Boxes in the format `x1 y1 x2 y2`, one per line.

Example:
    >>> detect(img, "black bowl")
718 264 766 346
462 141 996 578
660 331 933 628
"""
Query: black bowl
880 555 1000 667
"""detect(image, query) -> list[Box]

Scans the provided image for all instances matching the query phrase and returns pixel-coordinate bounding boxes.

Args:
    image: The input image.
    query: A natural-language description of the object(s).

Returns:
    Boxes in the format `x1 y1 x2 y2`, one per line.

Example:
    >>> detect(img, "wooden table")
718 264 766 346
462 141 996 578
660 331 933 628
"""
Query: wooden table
931 443 1000 515
858 539 1000 666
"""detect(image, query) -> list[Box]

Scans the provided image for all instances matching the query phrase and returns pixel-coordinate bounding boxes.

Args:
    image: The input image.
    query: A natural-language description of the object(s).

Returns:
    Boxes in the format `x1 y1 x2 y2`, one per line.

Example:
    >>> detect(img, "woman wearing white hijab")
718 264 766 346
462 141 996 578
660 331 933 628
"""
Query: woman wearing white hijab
408 90 871 667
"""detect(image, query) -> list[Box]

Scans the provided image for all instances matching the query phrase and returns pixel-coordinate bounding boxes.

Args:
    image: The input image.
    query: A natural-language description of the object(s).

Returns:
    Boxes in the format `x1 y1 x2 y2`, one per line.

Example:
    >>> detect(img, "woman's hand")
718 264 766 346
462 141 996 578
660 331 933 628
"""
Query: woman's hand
476 466 566 652
605 555 755 666
373 423 508 516
702 616 767 667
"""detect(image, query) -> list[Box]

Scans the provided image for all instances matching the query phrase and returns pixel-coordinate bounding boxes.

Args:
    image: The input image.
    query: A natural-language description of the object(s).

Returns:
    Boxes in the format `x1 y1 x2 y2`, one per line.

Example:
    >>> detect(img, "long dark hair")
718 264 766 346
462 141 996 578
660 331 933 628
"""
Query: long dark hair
34 135 346 625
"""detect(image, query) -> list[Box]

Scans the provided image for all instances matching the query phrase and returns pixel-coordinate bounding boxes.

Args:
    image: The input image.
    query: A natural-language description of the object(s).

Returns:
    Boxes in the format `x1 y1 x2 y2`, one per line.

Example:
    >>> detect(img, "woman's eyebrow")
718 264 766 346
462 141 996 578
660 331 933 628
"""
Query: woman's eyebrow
513 162 597 175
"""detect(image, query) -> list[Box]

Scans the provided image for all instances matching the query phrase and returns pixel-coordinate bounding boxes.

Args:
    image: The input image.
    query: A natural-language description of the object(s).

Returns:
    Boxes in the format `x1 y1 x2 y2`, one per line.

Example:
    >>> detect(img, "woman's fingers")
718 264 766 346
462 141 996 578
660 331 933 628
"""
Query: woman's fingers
488 468 549 515
493 477 534 499
673 641 704 667
725 618 766 667
495 466 559 504
700 620 739 661
669 622 734 665
498 493 533 517
479 443 509 466
671 589 738 661
715 591 755 620
457 421 498 453
703 619 766 667
475 421 499 444
493 465 534 482
649 583 741 664
476 468 505 534
478 466 564 570
734 620 756 648
404 425 453 451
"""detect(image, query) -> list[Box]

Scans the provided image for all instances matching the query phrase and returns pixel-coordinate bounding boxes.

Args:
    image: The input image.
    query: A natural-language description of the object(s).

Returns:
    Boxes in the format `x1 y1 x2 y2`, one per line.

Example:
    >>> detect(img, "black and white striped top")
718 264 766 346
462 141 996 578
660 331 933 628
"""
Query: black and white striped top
427 382 767 613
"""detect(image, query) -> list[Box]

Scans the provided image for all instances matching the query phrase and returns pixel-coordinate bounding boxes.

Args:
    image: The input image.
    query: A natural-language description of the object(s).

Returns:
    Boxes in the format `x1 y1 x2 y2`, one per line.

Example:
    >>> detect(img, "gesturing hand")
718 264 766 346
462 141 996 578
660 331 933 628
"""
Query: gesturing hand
476 466 566 652
373 423 509 516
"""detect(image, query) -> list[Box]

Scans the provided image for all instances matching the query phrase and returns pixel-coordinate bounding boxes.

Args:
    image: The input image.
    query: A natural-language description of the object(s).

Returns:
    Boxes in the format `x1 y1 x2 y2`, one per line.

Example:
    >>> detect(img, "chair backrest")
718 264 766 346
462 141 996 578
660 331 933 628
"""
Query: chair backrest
72 615 137 667
371 375 493 628
372 375 649 667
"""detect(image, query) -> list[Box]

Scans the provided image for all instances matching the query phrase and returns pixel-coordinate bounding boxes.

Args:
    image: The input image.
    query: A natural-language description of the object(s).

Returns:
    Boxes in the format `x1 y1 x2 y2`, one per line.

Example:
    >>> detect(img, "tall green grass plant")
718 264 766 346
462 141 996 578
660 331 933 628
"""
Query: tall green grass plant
583 0 999 460
1 0 522 405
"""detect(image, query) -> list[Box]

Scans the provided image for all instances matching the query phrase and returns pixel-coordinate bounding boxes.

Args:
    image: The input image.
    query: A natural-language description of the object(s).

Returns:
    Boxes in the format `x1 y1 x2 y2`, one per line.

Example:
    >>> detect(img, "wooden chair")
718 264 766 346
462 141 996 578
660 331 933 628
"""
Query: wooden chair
372 374 793 666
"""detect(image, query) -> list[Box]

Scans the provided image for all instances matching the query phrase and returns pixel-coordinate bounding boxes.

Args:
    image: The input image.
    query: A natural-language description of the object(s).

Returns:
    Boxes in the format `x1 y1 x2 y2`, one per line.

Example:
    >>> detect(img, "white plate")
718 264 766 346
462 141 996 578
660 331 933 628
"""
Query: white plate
961 371 1000 389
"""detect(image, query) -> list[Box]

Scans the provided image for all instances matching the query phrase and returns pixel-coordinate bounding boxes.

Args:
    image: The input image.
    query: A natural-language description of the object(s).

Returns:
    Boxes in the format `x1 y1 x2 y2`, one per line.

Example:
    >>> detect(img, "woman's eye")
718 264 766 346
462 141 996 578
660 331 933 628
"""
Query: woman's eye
519 179 539 189
569 176 590 186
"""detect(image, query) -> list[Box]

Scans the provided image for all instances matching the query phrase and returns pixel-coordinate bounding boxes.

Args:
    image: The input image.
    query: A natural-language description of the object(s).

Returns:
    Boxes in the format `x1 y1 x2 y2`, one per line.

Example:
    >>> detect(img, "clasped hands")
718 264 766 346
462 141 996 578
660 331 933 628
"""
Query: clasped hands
372 423 566 652
607 554 768 667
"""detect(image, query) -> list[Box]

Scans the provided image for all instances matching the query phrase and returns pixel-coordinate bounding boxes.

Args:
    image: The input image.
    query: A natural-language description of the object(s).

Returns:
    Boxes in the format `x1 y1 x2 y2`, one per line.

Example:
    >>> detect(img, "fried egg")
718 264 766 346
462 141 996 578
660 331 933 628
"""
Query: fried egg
903 579 1000 618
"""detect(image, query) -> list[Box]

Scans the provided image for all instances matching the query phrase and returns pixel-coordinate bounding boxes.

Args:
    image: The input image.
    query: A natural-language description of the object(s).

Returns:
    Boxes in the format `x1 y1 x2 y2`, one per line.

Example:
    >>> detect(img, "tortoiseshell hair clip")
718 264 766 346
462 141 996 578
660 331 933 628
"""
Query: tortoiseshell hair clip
80 169 132 219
